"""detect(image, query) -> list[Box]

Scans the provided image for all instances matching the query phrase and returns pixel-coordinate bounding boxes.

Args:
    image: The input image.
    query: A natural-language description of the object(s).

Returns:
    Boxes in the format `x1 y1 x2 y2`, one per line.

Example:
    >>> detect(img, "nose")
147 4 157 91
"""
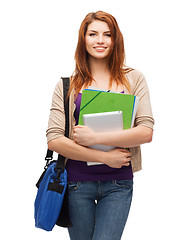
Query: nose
97 34 104 44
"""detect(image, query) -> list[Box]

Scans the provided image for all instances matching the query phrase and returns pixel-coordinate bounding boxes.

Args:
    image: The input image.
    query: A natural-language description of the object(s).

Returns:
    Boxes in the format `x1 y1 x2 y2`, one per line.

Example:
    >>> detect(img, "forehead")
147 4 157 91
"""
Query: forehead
87 20 110 32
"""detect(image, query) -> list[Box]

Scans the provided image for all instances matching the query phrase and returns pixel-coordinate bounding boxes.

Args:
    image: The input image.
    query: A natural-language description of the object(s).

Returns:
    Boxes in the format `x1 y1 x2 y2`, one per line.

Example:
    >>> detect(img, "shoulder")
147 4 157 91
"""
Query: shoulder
125 69 148 95
53 77 75 101
53 77 70 95
53 78 63 94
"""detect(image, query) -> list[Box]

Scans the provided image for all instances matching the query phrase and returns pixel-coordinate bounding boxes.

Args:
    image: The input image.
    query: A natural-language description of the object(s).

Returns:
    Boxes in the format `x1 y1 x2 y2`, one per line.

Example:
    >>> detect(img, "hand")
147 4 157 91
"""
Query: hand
103 148 131 169
73 125 97 146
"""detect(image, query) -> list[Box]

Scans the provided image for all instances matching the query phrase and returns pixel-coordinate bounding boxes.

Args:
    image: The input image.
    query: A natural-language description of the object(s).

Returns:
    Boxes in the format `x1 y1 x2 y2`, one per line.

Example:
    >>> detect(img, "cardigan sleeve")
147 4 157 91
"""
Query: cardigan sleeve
46 79 66 143
128 70 154 129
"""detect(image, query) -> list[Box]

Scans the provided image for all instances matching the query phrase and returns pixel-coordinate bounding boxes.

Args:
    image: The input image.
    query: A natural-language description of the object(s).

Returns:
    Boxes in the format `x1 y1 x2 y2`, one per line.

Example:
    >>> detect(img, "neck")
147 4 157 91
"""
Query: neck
88 56 110 79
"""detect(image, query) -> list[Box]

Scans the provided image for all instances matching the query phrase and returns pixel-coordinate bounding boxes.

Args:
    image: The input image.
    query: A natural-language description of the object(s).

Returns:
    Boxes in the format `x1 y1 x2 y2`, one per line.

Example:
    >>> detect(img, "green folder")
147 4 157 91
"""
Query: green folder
79 90 137 129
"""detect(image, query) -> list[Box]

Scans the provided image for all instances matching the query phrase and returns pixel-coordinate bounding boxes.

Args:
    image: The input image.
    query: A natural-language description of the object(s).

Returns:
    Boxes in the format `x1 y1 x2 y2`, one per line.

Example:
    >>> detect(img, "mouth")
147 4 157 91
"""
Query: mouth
93 46 107 52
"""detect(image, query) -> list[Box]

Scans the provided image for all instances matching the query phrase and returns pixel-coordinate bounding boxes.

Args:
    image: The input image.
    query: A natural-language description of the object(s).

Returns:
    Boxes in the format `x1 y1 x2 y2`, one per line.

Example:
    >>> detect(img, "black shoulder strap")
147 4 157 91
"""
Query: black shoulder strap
45 77 70 170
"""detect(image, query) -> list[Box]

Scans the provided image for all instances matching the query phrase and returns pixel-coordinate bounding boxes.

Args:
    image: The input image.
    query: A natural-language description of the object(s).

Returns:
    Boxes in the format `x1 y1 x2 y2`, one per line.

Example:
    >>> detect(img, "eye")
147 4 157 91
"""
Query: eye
105 33 111 37
89 33 96 36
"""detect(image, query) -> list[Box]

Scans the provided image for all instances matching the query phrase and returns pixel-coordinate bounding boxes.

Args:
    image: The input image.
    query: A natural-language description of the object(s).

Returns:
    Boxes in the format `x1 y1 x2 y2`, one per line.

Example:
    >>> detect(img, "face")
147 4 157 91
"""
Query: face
85 20 112 60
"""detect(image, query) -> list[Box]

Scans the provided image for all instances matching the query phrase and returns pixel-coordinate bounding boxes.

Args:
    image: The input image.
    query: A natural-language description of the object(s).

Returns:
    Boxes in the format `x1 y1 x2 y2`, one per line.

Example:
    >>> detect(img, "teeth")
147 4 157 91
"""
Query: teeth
95 47 105 49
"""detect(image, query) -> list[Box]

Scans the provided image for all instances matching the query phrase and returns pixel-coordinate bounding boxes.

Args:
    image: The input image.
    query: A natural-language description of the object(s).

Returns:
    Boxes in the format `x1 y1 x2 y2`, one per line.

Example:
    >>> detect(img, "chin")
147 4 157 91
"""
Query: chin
91 52 110 60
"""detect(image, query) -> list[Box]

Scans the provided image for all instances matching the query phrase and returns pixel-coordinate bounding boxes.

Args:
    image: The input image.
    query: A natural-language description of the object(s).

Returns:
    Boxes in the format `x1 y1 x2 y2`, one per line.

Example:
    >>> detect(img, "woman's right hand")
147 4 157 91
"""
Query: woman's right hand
103 148 131 168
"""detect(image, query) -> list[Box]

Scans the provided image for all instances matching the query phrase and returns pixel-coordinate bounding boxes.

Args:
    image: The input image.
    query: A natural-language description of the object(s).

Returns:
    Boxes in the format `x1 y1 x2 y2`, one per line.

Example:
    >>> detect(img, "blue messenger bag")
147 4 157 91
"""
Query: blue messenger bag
34 78 72 231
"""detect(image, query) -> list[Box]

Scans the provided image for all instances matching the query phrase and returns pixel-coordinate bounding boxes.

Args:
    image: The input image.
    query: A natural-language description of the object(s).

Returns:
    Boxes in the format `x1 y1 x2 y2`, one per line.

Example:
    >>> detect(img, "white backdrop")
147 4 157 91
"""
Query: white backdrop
0 0 190 239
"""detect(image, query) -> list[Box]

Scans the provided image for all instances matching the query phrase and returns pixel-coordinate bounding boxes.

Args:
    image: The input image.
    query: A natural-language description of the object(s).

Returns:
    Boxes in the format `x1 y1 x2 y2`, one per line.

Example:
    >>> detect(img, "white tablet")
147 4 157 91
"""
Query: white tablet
83 111 123 165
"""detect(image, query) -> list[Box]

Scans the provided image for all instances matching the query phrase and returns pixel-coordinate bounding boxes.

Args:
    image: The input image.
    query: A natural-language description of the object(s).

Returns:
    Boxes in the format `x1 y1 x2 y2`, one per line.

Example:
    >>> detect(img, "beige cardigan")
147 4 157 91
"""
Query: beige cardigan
46 69 154 173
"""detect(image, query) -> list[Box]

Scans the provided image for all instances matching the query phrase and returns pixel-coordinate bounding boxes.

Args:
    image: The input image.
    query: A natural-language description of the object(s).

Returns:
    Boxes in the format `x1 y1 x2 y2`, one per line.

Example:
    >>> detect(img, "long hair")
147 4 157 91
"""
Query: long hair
68 11 133 96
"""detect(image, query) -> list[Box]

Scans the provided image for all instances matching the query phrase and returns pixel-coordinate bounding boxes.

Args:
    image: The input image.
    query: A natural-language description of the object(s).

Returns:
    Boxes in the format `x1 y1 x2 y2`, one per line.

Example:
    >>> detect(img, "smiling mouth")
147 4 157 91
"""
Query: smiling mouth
94 46 106 49
94 46 107 51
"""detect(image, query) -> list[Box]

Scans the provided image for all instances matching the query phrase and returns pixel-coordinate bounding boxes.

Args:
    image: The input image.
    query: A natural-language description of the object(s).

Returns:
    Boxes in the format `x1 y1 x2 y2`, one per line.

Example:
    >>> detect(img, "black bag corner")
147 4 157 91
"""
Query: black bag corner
56 187 73 228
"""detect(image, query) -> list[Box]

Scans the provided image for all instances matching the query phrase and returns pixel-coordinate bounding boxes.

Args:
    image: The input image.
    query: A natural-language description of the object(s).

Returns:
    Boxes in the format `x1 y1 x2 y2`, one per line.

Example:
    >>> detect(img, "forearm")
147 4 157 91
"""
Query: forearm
48 136 106 163
95 125 153 148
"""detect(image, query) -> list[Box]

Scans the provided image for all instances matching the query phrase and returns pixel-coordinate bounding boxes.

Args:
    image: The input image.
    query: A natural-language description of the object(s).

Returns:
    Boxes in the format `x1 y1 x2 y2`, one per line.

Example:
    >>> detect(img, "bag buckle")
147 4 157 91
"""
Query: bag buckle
53 168 64 183
44 156 53 170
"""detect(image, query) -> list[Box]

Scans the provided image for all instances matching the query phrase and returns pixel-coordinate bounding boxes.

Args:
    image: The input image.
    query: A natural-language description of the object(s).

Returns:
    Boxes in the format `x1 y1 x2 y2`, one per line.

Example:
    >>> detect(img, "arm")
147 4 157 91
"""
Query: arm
73 125 153 148
97 125 153 147
48 135 105 163
48 136 132 169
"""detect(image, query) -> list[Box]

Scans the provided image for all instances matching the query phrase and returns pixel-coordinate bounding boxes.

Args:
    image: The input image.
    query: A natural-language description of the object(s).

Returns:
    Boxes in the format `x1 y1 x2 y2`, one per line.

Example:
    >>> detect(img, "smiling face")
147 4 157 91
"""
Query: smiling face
85 20 112 60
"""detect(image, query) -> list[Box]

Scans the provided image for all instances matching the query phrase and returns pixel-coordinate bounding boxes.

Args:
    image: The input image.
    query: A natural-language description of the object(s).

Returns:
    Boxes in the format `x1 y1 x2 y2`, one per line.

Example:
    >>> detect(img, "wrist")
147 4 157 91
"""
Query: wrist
94 132 101 145
99 151 108 165
94 132 98 145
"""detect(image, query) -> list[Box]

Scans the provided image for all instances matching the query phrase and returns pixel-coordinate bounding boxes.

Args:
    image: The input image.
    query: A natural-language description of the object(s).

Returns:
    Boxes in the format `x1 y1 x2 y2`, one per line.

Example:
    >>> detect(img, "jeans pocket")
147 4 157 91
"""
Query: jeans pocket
68 182 81 191
112 179 133 189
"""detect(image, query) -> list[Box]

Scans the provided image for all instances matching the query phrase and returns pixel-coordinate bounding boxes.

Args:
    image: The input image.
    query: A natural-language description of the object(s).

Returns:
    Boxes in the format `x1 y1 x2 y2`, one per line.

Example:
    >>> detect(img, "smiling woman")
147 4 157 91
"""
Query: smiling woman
46 10 154 240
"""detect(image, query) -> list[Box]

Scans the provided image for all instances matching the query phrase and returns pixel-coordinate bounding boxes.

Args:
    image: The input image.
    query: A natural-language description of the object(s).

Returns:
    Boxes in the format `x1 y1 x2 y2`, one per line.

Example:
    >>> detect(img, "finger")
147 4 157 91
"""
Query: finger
125 151 131 157
125 156 131 165
74 125 84 129
120 152 131 159
119 148 130 153
73 133 77 141
126 158 131 163
117 148 128 153
122 162 130 167
73 128 76 133
73 137 78 144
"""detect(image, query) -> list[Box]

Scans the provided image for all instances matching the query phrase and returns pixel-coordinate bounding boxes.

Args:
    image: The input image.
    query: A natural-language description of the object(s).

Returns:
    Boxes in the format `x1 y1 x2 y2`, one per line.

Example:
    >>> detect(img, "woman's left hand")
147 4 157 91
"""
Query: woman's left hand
73 125 97 146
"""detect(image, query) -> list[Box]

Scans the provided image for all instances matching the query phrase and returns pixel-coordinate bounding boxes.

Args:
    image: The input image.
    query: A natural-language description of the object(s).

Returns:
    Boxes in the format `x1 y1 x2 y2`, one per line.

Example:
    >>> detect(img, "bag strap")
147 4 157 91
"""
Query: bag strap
45 77 70 171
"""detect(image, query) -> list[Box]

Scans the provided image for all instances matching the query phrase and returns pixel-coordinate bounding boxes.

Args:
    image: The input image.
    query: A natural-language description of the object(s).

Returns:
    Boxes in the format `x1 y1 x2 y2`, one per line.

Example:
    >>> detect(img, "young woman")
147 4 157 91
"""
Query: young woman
46 11 154 240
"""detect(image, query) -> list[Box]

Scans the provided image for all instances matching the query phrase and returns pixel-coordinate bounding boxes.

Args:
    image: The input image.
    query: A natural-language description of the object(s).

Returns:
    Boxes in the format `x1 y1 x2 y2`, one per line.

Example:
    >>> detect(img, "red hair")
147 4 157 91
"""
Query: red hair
68 11 133 96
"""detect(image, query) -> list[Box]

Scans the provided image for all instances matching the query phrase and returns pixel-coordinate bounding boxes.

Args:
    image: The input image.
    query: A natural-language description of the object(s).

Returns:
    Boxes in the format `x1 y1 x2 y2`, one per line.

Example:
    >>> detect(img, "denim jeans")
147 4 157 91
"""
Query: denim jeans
67 180 133 240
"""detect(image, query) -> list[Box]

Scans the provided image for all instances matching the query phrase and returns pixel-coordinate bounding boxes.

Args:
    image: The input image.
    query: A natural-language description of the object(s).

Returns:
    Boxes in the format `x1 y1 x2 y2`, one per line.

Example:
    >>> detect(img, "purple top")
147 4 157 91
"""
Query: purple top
65 92 133 182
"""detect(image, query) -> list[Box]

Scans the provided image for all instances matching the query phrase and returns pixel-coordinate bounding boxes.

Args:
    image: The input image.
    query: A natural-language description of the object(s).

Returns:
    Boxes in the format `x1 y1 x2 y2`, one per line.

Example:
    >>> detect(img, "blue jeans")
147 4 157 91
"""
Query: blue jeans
67 180 133 240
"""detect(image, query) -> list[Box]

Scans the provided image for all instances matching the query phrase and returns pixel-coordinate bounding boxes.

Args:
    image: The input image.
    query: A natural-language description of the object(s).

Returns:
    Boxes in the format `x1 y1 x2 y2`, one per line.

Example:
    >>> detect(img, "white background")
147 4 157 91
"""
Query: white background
0 0 190 239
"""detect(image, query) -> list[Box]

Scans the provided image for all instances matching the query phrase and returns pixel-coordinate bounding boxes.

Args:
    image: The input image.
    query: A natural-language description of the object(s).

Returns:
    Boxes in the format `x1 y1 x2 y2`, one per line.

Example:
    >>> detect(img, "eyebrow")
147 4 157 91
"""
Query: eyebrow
88 30 111 34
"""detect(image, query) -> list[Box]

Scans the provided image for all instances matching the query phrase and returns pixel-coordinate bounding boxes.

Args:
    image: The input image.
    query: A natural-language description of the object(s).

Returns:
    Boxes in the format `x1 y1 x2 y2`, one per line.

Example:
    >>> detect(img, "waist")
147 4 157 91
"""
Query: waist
66 159 133 182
